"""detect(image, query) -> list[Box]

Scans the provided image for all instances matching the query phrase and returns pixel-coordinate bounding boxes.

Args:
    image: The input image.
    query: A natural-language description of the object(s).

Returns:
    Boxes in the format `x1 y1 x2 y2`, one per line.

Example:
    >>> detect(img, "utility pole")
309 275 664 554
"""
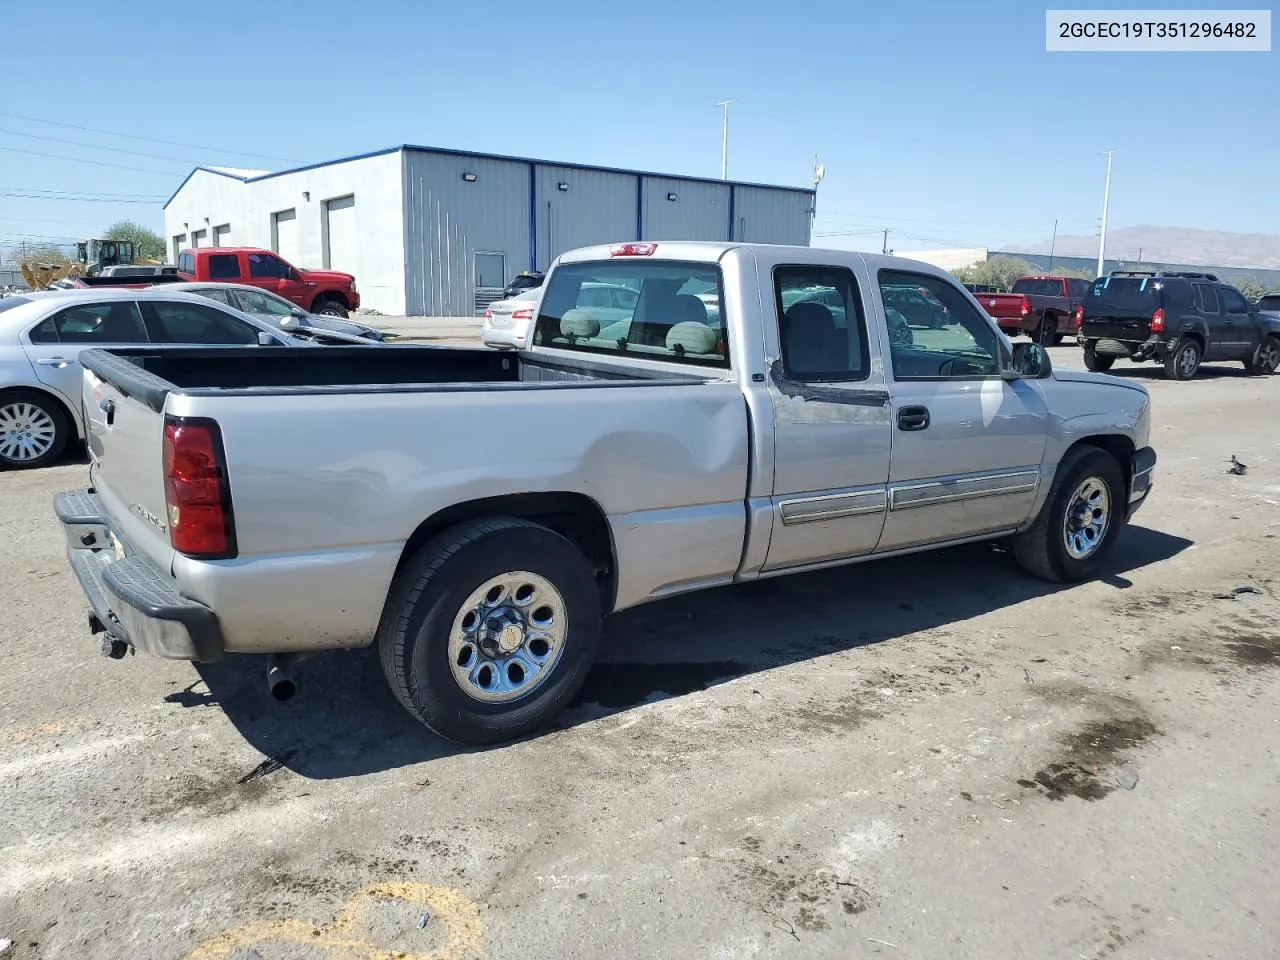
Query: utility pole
1097 149 1116 277
1048 219 1058 273
1137 246 1143 265
716 100 737 180
882 228 889 255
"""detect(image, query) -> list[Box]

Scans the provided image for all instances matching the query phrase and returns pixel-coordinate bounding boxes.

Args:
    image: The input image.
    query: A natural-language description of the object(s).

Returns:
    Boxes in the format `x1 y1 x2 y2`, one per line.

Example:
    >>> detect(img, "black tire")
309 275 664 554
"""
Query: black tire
1012 445 1126 583
1051 332 1065 347
1163 338 1201 380
1036 315 1056 346
0 389 69 469
376 518 602 744
1082 344 1114 372
1243 335 1280 376
314 298 349 318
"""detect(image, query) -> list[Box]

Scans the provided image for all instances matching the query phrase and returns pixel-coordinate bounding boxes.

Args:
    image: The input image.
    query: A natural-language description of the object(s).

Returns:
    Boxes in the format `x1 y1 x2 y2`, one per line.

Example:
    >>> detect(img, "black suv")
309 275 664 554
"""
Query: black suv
1257 292 1280 314
1080 271 1280 380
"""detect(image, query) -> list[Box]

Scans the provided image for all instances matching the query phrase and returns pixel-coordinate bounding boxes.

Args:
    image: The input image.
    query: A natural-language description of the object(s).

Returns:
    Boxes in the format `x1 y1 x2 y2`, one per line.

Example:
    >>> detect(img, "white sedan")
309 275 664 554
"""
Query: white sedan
481 288 541 349
0 288 306 469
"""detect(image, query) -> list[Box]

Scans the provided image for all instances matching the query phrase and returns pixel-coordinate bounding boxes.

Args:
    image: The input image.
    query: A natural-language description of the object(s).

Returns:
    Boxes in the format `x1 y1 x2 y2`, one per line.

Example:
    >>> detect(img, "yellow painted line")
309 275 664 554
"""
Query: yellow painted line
183 881 483 959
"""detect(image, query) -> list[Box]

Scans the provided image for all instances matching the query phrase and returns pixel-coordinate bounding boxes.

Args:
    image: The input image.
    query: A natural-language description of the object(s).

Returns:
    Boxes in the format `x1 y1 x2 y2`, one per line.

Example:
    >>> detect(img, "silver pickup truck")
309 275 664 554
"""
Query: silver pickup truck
55 241 1156 744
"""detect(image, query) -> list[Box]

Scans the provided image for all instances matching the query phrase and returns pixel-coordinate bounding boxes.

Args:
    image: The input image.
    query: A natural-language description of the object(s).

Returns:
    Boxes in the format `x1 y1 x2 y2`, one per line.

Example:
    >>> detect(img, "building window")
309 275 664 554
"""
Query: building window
475 252 506 288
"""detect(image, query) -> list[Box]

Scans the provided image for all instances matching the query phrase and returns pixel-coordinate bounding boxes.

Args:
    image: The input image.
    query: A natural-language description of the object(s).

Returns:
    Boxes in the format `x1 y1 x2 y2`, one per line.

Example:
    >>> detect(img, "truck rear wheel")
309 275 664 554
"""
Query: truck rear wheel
1164 338 1201 380
377 518 601 744
1012 445 1125 583
1082 343 1114 372
1036 315 1057 346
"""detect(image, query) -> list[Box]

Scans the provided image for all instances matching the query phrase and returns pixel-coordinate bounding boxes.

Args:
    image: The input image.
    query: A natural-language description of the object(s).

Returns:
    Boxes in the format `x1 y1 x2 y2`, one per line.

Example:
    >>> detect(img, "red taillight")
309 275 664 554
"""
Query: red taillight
1074 305 1084 327
484 306 493 320
511 308 533 321
1150 307 1165 333
1019 297 1031 317
610 242 658 257
163 417 235 558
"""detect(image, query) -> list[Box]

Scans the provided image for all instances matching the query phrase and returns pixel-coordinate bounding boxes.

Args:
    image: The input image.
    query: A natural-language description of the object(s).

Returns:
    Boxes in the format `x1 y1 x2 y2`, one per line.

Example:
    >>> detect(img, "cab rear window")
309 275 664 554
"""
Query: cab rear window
533 261 727 368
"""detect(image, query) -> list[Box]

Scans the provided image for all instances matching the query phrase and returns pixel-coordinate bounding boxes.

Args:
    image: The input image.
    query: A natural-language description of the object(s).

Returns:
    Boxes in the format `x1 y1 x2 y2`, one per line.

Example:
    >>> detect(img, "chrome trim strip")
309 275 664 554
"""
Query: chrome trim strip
778 490 887 526
753 527 1020 579
889 470 1040 511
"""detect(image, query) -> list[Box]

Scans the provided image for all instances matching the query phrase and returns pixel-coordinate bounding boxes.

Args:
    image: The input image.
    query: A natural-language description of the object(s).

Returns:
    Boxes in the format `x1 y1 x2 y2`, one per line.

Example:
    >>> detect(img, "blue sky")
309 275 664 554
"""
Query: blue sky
3 0 1276 259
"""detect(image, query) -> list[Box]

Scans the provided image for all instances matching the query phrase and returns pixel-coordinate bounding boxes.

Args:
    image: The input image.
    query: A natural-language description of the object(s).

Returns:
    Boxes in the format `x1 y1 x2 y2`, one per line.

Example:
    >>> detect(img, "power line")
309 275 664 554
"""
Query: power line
0 126 213 165
0 192 162 204
0 185 166 199
0 144 182 176
0 111 304 164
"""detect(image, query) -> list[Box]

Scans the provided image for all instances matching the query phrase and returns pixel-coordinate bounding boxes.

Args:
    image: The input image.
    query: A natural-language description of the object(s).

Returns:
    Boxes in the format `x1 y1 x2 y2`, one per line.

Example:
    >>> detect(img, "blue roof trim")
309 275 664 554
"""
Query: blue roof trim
162 165 256 209
168 144 815 201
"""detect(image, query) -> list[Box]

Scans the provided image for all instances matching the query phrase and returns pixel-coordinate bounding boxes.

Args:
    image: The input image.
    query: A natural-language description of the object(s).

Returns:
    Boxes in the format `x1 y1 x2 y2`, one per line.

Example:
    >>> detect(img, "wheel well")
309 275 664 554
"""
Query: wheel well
1070 434 1134 490
312 292 349 311
395 492 617 611
0 385 80 440
1180 330 1205 349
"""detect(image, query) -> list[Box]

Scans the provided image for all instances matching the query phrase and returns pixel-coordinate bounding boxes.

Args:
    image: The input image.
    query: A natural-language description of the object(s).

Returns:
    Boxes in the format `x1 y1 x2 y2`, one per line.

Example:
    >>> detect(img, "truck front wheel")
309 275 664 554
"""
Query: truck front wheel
1012 445 1125 583
377 518 601 744
314 297 350 318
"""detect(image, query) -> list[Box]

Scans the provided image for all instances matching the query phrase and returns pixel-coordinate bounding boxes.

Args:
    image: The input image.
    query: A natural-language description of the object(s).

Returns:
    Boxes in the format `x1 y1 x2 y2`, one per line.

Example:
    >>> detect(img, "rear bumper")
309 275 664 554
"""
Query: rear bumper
1086 335 1171 360
997 319 1037 334
1127 447 1156 520
54 489 224 662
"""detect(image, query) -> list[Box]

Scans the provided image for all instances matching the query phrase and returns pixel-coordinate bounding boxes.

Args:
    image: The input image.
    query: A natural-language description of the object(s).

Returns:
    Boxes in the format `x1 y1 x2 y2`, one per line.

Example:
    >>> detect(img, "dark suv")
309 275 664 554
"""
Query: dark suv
1257 292 1280 314
1080 271 1280 380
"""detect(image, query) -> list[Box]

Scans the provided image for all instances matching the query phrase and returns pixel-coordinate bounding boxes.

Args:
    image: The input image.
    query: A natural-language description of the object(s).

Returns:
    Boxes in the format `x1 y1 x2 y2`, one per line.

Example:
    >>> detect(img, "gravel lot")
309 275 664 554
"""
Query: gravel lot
2 340 1278 960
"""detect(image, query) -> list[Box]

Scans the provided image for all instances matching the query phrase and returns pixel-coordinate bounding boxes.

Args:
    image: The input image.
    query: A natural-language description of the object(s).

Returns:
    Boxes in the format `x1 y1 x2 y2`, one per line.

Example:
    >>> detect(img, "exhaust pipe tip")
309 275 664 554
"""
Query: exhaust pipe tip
267 664 296 702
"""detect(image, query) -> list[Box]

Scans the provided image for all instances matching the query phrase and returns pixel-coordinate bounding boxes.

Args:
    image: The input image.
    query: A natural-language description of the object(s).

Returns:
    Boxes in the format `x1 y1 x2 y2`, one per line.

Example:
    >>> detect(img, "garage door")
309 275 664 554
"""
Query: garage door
190 229 206 248
272 209 298 263
323 195 357 273
212 224 231 247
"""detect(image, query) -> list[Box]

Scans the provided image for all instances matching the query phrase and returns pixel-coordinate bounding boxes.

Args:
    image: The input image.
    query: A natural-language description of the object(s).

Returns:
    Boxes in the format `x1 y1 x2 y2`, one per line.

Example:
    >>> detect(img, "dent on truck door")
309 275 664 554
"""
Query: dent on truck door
876 269 1048 552
761 264 892 572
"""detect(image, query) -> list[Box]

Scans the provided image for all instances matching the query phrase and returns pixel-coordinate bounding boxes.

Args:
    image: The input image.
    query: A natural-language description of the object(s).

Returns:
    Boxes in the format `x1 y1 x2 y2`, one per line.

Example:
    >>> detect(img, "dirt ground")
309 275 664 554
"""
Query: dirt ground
1 342 1278 960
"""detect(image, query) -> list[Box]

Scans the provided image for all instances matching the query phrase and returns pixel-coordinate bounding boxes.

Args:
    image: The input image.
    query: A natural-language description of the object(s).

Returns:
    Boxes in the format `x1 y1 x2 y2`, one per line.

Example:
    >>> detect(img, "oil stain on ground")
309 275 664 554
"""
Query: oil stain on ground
1018 715 1159 802
568 661 749 710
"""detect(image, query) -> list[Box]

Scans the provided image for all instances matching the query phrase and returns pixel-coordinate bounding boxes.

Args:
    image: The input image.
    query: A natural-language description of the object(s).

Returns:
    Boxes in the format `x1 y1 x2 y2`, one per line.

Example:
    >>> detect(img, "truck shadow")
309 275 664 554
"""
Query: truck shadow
194 524 1190 780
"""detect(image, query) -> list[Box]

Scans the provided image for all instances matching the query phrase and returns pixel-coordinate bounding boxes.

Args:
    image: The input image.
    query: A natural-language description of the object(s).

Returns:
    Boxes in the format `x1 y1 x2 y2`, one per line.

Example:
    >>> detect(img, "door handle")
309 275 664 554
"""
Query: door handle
897 405 930 431
36 357 69 367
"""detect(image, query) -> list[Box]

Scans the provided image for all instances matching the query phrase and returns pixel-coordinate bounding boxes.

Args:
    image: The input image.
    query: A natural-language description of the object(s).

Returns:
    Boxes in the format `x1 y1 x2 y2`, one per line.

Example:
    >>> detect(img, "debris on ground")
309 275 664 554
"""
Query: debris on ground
1115 767 1139 791
0 937 12 955
238 750 297 784
418 912 430 929
1213 585 1263 599
1228 455 1247 475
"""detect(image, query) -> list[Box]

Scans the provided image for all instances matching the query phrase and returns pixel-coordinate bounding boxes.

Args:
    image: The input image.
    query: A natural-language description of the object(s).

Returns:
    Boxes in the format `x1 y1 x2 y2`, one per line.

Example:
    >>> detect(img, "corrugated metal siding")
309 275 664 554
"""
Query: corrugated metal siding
534 165 636 269
732 186 813 245
641 177 731 241
403 150 531 316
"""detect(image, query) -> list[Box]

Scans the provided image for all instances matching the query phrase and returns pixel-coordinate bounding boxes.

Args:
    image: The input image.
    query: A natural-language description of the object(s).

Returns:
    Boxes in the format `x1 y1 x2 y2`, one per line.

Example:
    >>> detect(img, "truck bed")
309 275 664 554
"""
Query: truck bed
81 345 710 413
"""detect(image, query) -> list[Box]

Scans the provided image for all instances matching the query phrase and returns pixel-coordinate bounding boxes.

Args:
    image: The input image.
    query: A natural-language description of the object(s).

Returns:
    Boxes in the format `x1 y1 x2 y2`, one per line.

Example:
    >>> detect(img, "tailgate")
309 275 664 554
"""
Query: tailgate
977 294 1026 319
1082 277 1158 341
81 356 176 574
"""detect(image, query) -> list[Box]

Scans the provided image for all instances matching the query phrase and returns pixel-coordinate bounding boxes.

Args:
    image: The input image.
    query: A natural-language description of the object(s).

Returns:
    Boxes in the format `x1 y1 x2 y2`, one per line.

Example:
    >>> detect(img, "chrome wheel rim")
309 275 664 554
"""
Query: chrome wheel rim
1177 344 1198 377
1063 477 1111 560
0 401 56 462
447 571 568 703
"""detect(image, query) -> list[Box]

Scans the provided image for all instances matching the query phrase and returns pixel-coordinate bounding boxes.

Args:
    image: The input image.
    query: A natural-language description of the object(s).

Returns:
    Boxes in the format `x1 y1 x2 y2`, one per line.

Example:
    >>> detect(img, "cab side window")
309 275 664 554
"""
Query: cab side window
773 265 870 382
880 270 1002 379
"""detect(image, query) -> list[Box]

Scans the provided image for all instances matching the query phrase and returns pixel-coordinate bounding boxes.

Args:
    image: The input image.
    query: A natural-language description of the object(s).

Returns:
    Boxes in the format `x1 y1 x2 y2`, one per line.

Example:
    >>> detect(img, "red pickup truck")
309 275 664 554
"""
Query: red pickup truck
175 247 359 317
977 276 1089 346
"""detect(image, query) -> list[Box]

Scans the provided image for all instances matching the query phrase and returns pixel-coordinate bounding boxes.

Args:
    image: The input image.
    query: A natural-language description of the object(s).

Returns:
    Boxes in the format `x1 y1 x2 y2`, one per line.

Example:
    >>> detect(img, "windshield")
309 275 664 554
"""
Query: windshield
1089 276 1160 311
1012 278 1064 297
533 260 727 368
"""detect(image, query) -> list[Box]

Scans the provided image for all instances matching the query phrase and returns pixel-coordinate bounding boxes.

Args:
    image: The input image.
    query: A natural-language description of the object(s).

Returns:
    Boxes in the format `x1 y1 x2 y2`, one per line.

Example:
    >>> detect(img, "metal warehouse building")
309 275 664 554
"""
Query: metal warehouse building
163 146 816 316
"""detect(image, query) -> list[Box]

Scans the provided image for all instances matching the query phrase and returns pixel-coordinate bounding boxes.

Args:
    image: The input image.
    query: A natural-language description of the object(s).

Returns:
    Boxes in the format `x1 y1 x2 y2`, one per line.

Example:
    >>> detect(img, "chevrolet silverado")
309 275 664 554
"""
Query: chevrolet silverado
55 242 1156 744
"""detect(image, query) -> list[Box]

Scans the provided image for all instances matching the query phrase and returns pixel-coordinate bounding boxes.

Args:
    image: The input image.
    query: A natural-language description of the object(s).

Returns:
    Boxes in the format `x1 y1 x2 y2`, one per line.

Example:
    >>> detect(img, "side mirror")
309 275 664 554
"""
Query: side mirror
1008 341 1052 379
257 331 278 346
290 307 308 319
279 316 300 330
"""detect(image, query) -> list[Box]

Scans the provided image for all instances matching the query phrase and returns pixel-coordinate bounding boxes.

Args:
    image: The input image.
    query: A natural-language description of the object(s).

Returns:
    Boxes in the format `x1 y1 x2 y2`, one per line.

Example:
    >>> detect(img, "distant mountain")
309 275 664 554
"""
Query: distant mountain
1003 225 1280 270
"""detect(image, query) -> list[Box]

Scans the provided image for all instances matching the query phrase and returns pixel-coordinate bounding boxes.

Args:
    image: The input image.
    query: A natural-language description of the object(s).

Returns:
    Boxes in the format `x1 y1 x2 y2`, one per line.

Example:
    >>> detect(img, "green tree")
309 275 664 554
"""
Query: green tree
104 220 167 261
953 256 1095 289
4 244 71 266
1235 276 1273 302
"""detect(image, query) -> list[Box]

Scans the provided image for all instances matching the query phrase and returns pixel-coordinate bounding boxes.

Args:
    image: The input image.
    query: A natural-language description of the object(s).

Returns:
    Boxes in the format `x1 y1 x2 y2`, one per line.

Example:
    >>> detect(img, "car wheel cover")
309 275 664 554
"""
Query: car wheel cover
0 401 57 462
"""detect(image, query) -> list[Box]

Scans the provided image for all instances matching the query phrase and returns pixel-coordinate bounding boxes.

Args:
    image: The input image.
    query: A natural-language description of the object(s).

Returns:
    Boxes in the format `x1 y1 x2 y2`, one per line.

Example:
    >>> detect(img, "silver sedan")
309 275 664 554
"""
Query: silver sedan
0 288 300 469
166 282 386 341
